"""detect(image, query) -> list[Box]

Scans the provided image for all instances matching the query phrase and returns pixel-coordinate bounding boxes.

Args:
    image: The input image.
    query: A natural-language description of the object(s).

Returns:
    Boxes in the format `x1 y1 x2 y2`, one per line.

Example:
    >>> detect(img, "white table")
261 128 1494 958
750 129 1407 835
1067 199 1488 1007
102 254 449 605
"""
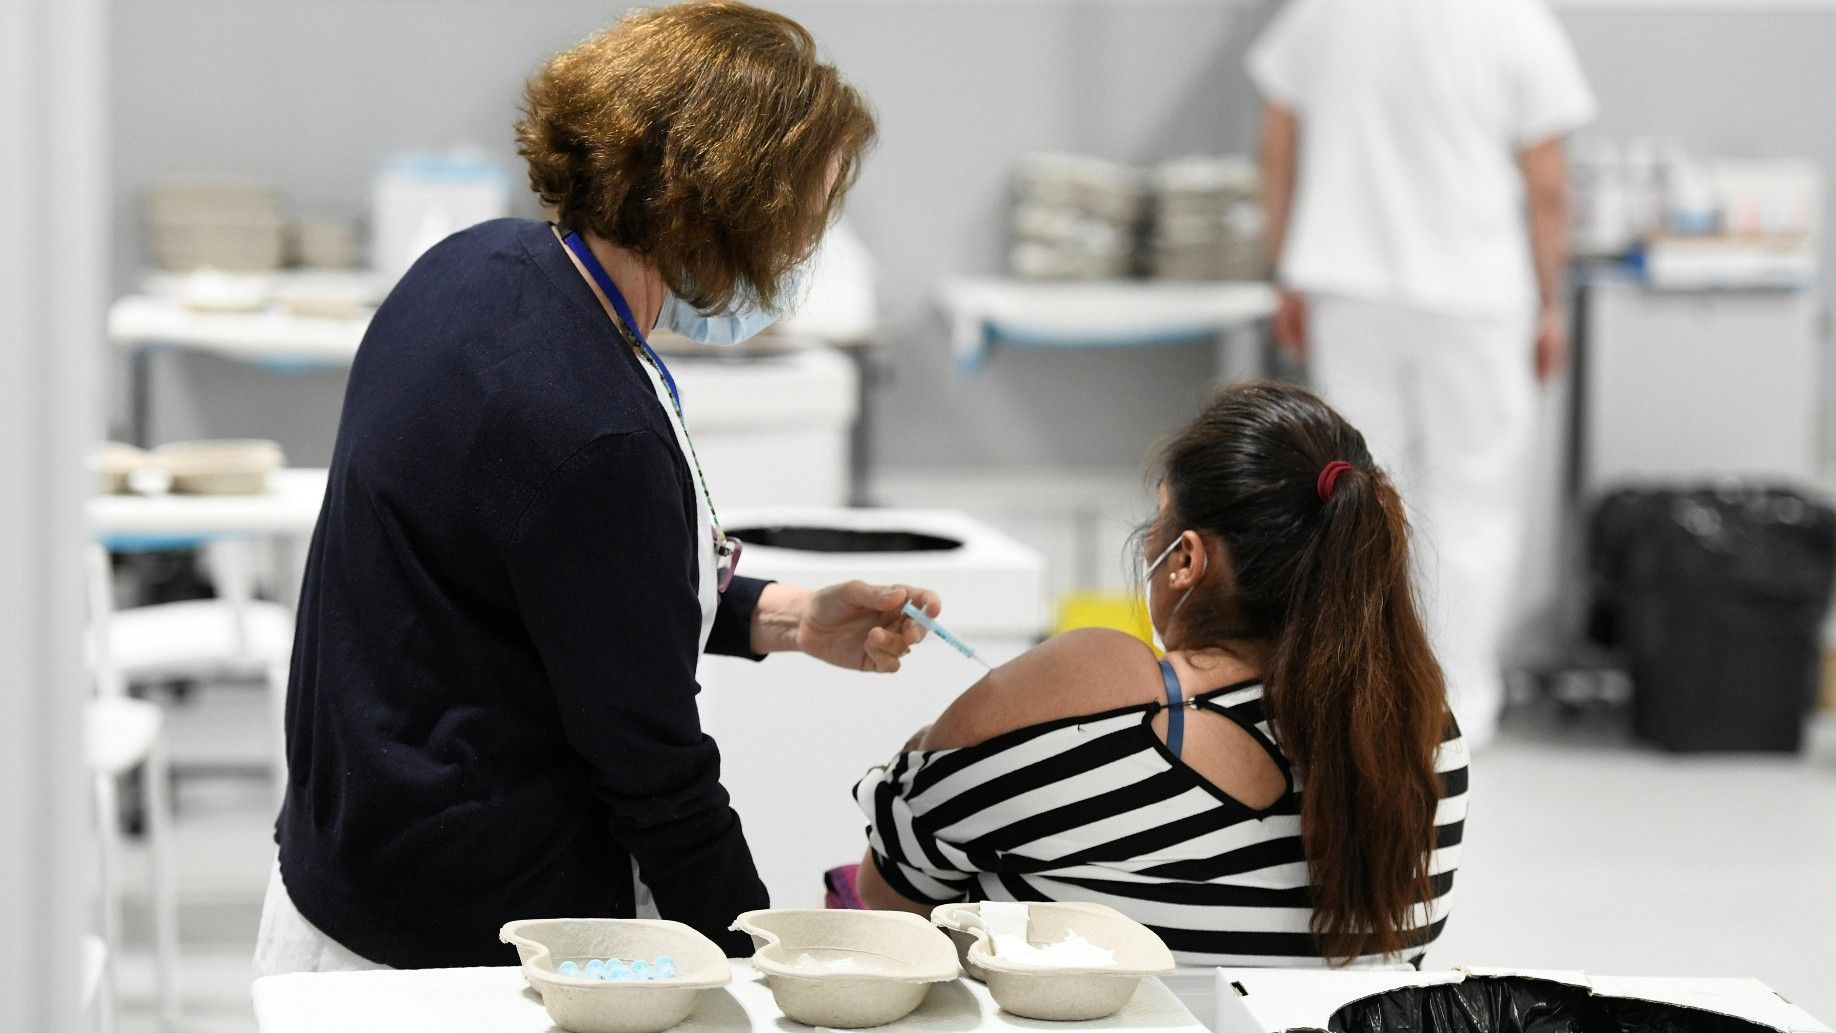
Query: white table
252 961 1208 1033
88 468 329 605
937 276 1277 375
107 295 368 368
107 294 368 445
88 469 328 539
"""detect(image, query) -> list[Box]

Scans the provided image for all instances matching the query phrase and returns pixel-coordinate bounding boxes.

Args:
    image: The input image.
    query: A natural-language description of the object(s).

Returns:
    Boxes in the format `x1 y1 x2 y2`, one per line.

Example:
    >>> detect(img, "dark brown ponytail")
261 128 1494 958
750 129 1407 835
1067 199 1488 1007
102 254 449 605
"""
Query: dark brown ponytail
1154 382 1447 962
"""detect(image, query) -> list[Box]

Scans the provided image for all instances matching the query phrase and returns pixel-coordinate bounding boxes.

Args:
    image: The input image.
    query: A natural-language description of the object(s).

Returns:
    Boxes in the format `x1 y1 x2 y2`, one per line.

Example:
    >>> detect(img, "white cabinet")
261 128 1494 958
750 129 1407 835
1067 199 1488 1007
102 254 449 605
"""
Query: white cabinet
1581 280 1825 492
671 346 858 508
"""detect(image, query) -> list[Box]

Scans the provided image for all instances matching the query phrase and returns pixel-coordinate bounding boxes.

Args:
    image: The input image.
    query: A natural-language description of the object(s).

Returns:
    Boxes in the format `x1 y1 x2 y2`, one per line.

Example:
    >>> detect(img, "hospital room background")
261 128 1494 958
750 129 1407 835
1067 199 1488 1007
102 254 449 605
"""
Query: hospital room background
3 0 1834 1031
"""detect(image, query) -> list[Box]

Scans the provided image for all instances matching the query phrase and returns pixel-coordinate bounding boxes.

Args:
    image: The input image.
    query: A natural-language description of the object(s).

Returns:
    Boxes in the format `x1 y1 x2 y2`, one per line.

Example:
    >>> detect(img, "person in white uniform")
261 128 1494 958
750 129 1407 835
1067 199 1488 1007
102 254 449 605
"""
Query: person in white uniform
1248 0 1596 747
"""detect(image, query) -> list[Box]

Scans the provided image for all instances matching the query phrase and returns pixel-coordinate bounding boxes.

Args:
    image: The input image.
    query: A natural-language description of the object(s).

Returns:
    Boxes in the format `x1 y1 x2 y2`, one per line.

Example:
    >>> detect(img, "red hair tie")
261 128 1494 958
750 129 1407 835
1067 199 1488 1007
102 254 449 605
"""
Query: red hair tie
1316 460 1353 503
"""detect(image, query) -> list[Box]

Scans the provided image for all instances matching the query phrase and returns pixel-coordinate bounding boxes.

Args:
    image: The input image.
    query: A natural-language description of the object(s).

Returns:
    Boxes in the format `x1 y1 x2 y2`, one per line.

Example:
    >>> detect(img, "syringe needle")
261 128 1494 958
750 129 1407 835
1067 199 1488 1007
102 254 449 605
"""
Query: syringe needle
902 601 991 670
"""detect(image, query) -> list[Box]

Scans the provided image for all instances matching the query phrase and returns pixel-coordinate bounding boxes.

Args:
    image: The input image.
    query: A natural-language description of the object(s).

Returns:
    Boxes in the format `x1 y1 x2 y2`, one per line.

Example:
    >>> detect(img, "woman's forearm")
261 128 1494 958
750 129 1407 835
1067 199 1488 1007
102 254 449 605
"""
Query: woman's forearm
1259 102 1299 270
1519 137 1570 309
750 581 813 654
854 850 938 917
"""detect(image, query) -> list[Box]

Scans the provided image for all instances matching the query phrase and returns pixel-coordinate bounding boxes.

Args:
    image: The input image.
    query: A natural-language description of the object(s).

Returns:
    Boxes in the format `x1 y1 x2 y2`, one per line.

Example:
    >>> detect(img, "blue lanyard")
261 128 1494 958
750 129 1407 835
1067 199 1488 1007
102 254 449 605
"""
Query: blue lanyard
560 224 740 589
560 229 683 412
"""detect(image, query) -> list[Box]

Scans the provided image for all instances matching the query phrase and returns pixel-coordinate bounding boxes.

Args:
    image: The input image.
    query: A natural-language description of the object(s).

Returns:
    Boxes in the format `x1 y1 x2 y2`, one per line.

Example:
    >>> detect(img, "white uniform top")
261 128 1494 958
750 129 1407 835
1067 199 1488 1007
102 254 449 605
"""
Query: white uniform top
629 342 720 921
632 349 720 655
1247 0 1597 317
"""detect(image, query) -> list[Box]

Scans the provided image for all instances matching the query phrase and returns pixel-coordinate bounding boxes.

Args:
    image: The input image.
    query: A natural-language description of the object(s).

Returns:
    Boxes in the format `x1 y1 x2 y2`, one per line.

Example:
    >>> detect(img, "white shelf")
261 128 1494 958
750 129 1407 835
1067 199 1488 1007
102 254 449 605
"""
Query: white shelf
107 295 367 367
88 468 328 538
938 276 1275 370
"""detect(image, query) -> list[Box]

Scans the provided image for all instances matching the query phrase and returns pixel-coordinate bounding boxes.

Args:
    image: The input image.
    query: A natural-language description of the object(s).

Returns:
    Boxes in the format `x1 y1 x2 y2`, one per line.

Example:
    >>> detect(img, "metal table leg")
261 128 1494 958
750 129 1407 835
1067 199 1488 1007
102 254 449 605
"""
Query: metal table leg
130 345 152 447
1213 319 1273 385
843 342 881 507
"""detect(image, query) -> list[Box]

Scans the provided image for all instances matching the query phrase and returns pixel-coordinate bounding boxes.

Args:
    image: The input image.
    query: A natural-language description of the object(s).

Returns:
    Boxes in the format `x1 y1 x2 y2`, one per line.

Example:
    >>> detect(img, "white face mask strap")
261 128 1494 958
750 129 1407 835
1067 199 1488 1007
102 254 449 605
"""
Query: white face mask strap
1147 537 1182 576
1148 534 1207 616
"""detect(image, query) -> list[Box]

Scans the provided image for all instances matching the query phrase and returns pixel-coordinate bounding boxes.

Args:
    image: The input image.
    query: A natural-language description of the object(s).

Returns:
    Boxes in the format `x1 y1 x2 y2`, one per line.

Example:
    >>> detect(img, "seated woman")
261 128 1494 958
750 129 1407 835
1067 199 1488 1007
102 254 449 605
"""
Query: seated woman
852 382 1468 968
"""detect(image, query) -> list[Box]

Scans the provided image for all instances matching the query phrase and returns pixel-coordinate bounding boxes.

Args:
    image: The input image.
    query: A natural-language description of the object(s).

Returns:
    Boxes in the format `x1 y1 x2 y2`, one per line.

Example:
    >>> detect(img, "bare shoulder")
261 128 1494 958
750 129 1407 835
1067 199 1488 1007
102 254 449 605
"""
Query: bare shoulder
920 628 1160 751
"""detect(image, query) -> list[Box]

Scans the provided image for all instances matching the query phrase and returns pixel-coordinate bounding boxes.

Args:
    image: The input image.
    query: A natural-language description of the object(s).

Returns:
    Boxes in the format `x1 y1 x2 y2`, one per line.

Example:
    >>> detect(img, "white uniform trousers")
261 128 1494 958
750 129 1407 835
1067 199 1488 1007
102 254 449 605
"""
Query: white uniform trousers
1307 294 1537 749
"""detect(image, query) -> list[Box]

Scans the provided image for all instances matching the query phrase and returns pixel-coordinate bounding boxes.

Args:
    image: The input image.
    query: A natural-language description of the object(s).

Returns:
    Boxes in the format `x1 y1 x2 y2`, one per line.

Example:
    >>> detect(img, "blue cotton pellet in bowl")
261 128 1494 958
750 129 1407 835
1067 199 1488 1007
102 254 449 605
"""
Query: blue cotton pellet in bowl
558 960 579 976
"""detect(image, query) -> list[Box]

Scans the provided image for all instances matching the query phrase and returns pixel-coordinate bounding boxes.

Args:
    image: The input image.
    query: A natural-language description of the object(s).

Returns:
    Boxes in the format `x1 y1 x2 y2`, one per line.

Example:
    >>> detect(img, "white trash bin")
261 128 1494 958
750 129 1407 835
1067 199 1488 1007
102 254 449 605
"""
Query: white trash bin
697 507 1049 906
672 346 857 508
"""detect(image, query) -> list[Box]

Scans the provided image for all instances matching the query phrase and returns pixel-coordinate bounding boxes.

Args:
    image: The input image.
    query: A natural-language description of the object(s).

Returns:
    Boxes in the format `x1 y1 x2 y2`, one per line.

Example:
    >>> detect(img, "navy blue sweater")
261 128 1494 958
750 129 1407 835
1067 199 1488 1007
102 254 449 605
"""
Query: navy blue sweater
278 218 771 968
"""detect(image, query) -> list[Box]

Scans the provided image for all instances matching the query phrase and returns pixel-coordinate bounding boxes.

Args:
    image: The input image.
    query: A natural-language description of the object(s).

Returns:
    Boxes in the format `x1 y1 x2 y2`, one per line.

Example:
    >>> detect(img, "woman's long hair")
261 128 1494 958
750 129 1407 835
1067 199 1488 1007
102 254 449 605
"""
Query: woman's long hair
1152 382 1447 962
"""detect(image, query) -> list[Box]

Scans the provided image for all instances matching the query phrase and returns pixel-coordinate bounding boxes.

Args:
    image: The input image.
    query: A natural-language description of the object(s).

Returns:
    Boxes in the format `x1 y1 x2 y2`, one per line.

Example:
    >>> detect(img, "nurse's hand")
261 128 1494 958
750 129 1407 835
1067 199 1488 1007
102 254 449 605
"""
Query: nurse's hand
1534 303 1568 384
754 581 941 672
1274 288 1307 359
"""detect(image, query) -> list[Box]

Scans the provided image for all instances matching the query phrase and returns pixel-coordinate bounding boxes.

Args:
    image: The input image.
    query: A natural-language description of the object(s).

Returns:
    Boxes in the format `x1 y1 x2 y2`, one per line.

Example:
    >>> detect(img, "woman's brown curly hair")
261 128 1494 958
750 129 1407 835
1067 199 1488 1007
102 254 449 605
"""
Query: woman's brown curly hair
516 1 875 314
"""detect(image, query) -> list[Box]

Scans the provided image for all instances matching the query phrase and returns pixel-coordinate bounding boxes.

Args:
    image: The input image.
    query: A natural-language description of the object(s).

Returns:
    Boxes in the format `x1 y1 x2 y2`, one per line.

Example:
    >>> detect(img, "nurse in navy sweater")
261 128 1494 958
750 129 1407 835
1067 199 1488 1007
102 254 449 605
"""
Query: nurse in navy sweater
254 2 924 972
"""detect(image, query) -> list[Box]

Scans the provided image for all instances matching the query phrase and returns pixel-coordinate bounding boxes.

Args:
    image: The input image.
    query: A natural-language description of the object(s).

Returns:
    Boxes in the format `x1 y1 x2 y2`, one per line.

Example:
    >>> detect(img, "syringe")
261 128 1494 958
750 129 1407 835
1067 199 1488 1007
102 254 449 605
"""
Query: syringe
902 601 993 670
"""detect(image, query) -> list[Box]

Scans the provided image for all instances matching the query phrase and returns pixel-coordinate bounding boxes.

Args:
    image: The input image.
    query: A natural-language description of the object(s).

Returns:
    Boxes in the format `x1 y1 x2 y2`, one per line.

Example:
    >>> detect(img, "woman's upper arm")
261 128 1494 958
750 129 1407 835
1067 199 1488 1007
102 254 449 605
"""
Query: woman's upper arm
921 627 1156 751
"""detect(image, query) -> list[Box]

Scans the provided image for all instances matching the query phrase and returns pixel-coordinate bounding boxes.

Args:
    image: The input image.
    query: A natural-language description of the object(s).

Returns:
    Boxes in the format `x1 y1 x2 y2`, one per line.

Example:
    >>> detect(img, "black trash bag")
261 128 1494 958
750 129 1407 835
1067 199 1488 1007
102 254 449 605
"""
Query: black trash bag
1330 977 1604 1033
1587 485 1836 648
1586 489 1679 648
1583 485 1836 752
1328 977 1776 1033
1622 487 1836 605
1606 1000 1784 1033
1589 490 1673 597
724 525 962 554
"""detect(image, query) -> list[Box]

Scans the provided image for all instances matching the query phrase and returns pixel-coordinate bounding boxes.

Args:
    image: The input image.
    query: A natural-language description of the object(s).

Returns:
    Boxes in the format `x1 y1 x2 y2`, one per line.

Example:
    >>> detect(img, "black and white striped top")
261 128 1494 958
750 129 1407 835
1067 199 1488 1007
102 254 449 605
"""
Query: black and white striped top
854 679 1469 967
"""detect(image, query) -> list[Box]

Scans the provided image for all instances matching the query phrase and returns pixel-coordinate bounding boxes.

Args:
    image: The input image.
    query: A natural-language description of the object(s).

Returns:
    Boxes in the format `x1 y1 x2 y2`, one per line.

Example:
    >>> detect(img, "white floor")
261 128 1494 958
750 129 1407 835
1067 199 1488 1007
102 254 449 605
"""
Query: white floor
112 694 1836 1033
1429 706 1836 1020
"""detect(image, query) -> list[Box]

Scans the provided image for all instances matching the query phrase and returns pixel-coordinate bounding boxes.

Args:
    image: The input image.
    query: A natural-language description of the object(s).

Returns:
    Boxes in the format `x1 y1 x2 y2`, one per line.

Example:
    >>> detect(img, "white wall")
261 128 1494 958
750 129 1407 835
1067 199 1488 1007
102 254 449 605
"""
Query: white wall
109 1 1836 477
0 0 108 1027
108 0 1267 468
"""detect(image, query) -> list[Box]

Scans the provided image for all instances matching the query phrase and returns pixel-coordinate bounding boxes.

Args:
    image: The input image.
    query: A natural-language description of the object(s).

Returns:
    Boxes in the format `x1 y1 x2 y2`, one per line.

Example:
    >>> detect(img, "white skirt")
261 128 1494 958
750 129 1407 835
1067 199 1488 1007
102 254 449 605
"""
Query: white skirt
252 861 388 978
253 854 663 977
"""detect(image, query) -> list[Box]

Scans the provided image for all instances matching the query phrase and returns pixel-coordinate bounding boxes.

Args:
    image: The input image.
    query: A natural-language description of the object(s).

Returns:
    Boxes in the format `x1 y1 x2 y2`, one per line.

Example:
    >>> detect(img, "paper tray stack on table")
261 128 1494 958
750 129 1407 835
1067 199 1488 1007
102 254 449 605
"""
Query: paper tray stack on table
1148 156 1267 283
1008 153 1146 282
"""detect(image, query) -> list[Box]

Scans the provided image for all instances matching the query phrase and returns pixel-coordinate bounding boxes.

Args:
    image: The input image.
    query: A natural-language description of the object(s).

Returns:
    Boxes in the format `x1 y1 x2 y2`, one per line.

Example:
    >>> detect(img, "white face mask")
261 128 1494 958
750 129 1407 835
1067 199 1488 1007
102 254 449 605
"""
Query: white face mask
1144 533 1205 653
656 262 810 347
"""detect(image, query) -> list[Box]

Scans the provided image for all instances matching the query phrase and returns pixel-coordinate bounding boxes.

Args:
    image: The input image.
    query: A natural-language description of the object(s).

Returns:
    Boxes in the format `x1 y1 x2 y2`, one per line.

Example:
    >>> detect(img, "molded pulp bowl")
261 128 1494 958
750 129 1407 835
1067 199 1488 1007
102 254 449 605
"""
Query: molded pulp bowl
931 901 1176 1021
499 918 732 1033
732 908 961 1028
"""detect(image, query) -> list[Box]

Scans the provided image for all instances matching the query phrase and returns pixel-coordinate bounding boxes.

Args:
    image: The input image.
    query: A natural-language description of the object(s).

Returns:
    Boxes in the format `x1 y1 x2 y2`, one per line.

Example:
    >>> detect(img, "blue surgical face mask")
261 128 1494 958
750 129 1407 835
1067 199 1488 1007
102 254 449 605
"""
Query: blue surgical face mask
656 263 809 347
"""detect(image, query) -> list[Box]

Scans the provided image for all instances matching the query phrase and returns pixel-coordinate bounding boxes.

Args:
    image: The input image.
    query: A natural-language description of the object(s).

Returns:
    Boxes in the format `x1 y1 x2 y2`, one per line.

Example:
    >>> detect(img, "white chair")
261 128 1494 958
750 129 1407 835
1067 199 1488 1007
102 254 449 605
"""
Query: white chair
94 539 294 797
82 934 114 1033
86 697 178 1032
87 544 212 1032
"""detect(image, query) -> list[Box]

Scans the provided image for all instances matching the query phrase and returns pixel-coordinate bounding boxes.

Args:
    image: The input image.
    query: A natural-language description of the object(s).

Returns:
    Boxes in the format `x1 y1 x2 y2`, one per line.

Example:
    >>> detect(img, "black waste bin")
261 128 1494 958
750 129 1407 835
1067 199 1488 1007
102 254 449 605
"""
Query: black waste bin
1590 485 1835 752
1330 975 1779 1033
